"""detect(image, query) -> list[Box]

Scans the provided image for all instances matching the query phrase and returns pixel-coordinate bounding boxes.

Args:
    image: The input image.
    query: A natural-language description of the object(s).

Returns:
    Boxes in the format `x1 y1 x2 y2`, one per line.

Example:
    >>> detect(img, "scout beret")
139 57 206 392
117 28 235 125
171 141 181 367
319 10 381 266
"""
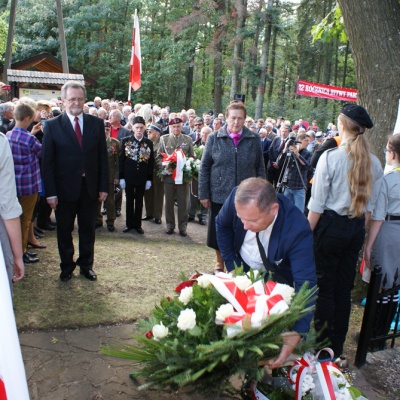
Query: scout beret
340 104 373 129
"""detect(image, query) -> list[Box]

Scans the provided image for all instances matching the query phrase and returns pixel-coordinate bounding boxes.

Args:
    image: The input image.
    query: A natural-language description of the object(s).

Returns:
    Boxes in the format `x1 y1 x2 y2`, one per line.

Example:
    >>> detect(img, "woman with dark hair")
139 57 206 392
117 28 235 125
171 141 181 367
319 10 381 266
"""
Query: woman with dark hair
199 101 265 273
363 134 400 348
307 104 383 359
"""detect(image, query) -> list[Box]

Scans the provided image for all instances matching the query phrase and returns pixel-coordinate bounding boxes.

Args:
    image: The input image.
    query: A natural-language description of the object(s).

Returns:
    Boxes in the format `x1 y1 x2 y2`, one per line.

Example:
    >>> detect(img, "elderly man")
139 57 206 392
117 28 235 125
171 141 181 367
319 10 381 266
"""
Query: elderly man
119 116 153 234
109 109 130 141
159 117 194 236
143 123 164 224
216 177 316 368
93 96 101 109
212 117 222 132
190 117 204 142
0 102 15 133
267 125 290 188
42 81 109 282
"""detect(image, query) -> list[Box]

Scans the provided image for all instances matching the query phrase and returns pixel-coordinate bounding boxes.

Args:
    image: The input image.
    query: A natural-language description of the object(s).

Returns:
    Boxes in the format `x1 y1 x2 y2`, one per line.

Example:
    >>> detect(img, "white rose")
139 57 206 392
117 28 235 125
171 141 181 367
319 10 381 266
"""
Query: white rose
215 303 234 321
152 322 169 341
179 286 193 305
276 283 295 305
197 275 211 288
177 308 197 331
234 275 252 291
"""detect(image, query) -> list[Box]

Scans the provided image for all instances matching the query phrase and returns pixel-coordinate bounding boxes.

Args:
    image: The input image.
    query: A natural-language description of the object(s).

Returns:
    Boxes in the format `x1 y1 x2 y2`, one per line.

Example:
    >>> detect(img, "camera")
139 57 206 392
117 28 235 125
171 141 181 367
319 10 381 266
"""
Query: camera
287 138 301 147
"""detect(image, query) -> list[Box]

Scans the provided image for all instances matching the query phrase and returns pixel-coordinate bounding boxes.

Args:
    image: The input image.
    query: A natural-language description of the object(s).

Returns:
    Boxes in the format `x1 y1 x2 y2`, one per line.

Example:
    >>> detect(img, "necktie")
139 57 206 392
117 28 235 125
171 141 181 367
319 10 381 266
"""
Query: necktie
196 132 200 141
74 117 82 148
279 138 285 151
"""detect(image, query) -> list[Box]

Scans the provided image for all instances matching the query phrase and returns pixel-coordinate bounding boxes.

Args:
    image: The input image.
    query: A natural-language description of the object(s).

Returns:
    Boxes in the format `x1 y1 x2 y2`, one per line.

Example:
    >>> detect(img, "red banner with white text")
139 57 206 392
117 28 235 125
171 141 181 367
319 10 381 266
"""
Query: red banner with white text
296 80 357 102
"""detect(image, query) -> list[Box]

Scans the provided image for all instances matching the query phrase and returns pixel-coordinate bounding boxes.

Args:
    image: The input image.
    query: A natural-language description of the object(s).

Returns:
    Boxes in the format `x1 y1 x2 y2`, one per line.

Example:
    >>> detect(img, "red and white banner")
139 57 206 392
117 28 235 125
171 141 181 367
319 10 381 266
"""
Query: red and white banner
0 247 30 400
129 10 142 92
296 80 357 102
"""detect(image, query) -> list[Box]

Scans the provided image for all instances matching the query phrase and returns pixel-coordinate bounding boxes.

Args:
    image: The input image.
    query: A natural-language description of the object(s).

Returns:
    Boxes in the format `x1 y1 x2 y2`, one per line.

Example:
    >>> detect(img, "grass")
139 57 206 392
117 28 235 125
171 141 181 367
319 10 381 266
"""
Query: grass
14 233 216 331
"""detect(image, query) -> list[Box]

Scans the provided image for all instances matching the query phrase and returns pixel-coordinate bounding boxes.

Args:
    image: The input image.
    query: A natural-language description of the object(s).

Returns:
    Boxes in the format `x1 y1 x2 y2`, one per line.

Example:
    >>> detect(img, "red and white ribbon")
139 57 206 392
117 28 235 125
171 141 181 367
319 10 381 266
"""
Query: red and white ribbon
174 149 186 184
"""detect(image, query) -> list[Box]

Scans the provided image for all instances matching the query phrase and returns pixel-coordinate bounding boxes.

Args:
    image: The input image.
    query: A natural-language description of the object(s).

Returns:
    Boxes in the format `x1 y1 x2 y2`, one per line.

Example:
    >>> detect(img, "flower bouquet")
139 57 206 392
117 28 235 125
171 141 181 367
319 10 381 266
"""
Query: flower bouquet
158 149 192 183
102 268 317 395
245 350 368 399
183 157 202 181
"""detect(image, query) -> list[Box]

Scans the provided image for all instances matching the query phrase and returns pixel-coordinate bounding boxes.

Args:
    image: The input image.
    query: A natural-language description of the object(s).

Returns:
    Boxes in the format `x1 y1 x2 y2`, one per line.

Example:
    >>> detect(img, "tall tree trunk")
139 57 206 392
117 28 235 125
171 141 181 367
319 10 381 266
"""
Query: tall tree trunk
229 0 247 100
3 0 18 83
184 55 195 109
267 25 277 99
251 0 264 101
254 0 274 119
337 0 400 159
213 1 226 114
342 41 349 87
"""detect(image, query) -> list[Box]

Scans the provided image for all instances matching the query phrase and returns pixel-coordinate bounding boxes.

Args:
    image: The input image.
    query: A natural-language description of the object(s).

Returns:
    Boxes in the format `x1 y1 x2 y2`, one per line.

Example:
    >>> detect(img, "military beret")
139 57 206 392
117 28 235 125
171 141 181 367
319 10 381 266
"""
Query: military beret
292 124 300 130
340 104 373 129
132 116 146 126
169 117 182 125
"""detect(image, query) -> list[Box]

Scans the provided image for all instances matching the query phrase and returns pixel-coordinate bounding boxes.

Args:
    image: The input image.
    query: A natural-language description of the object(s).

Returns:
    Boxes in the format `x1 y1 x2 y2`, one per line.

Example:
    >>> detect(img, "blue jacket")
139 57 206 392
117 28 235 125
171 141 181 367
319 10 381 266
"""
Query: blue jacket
216 188 316 333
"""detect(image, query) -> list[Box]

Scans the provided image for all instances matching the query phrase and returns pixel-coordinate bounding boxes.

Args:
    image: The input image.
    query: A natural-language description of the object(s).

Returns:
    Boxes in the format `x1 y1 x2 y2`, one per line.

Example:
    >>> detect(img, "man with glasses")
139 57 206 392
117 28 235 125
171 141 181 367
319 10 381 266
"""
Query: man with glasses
244 117 254 129
42 81 109 282
190 117 204 142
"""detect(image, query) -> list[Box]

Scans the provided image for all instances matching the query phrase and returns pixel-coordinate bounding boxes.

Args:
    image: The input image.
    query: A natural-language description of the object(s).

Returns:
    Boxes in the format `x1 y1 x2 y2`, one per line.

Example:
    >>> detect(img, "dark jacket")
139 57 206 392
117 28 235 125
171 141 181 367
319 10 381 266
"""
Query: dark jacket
42 113 109 201
199 126 265 204
216 188 316 334
119 135 154 185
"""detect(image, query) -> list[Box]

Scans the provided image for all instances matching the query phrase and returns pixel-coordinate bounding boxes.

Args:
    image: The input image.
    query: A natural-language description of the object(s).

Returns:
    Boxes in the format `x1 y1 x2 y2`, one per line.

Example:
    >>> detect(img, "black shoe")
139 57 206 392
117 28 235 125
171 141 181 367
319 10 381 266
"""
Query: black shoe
107 224 115 232
179 230 187 237
26 251 38 258
142 215 153 221
199 219 206 225
37 224 55 231
23 253 39 264
154 219 162 224
136 227 144 234
60 272 72 282
101 208 107 215
123 227 132 233
166 228 174 234
34 226 45 235
188 216 195 222
80 269 97 281
116 210 121 217
95 222 103 229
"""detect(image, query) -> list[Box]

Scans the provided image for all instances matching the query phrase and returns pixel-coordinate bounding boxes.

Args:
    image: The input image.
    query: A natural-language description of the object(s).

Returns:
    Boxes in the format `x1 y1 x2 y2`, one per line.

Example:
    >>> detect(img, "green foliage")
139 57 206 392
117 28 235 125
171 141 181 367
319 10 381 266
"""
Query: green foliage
311 4 348 43
102 272 317 395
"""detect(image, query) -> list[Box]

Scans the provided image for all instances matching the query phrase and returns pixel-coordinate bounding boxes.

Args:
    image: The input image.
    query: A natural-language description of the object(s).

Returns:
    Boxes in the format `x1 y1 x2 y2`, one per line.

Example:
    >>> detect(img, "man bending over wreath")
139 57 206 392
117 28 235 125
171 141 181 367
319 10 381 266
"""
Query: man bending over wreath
216 177 316 368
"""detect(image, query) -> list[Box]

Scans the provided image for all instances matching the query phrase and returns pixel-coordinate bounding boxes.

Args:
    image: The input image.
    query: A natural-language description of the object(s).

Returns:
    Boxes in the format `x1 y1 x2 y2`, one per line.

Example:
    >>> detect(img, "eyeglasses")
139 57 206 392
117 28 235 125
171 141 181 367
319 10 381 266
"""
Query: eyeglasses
194 123 203 127
383 147 393 154
66 98 85 103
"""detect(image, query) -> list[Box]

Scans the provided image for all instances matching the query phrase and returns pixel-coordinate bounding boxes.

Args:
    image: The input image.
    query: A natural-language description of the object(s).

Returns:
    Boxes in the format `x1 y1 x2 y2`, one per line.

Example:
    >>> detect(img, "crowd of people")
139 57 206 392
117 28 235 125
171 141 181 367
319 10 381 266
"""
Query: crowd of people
1 79 399 368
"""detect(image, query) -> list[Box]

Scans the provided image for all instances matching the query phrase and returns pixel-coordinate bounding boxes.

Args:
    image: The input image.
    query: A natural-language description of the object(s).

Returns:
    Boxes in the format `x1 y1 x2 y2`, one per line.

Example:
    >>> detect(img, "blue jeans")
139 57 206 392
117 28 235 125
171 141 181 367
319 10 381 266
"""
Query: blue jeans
283 187 306 213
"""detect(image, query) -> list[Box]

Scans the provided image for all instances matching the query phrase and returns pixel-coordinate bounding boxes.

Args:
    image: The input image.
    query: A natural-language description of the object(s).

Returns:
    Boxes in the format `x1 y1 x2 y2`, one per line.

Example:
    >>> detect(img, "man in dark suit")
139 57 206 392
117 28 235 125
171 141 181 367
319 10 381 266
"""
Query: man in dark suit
267 125 290 188
216 178 316 368
259 128 272 172
42 81 109 282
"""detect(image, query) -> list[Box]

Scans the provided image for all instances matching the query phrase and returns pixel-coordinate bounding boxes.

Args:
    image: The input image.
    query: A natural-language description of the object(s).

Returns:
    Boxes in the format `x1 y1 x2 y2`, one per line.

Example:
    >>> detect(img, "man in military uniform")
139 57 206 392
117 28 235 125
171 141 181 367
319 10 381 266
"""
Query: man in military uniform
119 116 153 234
96 122 120 231
143 123 164 224
159 117 194 236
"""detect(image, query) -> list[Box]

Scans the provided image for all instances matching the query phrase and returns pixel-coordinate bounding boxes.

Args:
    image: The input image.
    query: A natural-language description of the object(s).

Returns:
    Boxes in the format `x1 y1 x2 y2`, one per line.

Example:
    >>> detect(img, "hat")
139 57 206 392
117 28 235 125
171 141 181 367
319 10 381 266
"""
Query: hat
104 121 111 128
169 117 182 125
87 101 95 107
315 132 323 138
292 124 300 130
147 124 161 133
132 116 146 125
340 104 373 129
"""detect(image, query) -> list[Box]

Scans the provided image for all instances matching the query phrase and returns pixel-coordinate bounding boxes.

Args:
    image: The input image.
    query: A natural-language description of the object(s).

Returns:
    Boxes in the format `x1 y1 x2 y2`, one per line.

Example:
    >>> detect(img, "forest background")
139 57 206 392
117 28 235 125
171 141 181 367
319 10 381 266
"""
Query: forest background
1 0 400 156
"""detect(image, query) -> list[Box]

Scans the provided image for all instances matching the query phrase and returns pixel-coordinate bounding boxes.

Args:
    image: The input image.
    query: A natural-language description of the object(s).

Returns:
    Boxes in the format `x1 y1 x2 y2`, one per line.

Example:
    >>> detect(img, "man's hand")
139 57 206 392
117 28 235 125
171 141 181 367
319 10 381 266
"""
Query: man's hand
272 161 279 169
12 257 25 283
113 178 119 185
200 198 211 208
269 332 301 369
47 197 58 210
30 121 42 136
120 179 126 189
98 192 108 202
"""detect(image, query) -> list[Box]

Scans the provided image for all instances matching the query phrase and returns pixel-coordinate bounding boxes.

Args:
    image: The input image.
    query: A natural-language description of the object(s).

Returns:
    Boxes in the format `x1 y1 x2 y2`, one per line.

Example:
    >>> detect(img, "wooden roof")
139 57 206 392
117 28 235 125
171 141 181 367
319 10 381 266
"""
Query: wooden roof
7 70 85 85
9 52 97 86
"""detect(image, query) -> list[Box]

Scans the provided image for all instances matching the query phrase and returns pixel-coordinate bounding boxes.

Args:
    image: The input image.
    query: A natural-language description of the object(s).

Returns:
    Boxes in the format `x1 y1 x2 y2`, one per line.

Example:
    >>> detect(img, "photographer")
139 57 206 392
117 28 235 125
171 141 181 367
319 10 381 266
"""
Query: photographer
277 133 312 212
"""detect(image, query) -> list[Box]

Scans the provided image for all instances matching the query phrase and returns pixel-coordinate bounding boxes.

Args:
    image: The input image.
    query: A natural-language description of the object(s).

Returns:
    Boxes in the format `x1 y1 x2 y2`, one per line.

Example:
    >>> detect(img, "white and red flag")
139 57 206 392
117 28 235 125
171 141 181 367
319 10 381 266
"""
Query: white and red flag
0 246 30 400
129 10 142 95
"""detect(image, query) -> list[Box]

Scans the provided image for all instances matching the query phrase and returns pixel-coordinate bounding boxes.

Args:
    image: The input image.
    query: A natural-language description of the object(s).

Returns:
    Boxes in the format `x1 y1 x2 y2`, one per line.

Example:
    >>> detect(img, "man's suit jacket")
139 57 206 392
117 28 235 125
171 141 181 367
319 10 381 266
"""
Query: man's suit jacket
262 138 272 170
268 136 285 167
42 113 109 202
116 126 132 141
215 187 316 333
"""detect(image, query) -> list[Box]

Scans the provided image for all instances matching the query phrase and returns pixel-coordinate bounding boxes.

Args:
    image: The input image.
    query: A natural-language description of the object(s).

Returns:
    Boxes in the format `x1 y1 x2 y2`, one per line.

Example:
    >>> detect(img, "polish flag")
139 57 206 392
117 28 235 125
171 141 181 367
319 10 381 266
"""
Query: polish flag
129 10 141 92
0 247 30 399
